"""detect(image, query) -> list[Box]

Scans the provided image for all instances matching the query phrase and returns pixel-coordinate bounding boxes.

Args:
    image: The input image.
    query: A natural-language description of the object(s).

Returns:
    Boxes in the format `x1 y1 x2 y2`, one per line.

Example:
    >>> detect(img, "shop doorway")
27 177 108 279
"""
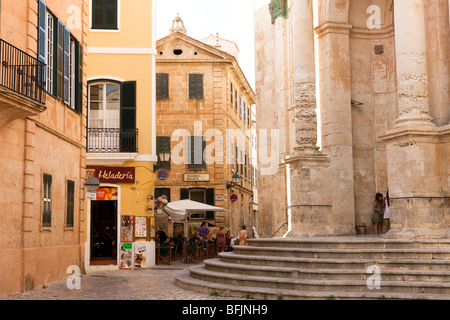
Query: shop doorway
90 200 118 265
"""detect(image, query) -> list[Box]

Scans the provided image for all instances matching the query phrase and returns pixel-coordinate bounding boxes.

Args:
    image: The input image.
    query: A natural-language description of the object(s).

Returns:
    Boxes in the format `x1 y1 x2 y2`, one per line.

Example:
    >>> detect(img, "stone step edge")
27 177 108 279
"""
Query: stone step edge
234 246 450 254
204 259 450 276
248 238 450 245
220 252 450 265
175 273 450 300
188 264 450 289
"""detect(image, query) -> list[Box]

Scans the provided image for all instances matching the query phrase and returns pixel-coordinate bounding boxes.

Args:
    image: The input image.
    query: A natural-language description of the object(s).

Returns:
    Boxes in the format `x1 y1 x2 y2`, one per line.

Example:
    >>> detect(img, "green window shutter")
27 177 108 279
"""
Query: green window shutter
56 19 64 100
42 174 52 227
37 0 47 63
63 27 70 105
189 74 203 99
180 188 189 200
120 81 137 152
206 188 215 220
75 42 83 113
155 188 171 202
66 180 75 228
156 73 169 99
92 0 118 30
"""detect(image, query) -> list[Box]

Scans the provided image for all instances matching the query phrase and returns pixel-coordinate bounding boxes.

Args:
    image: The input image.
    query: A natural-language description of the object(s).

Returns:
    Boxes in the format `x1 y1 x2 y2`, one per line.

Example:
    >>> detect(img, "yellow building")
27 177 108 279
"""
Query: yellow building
85 0 157 270
0 0 87 295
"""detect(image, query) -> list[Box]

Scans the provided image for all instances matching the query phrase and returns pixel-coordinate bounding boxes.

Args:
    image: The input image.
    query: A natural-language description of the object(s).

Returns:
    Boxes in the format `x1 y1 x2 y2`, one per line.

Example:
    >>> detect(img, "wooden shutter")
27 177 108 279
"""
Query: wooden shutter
120 81 137 152
37 0 47 63
56 19 64 100
63 27 70 105
180 188 189 200
156 73 169 99
92 0 118 30
75 42 83 113
42 174 52 227
66 180 75 228
189 74 203 99
155 188 171 202
206 188 215 220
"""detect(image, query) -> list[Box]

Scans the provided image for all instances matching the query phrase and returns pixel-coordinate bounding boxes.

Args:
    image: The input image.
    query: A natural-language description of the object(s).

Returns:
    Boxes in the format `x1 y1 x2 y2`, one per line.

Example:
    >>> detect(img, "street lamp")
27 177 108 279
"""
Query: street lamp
232 172 240 184
154 144 171 172
157 144 171 162
227 173 241 189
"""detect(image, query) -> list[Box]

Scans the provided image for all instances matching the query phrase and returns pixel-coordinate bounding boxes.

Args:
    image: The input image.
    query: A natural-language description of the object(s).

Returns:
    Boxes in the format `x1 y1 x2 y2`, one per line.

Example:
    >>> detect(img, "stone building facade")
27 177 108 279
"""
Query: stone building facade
155 18 256 237
0 0 87 295
255 0 449 239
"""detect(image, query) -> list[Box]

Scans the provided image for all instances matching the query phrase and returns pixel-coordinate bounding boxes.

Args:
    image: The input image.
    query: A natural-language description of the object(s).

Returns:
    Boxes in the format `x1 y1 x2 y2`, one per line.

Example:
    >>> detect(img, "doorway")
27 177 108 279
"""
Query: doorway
90 200 118 265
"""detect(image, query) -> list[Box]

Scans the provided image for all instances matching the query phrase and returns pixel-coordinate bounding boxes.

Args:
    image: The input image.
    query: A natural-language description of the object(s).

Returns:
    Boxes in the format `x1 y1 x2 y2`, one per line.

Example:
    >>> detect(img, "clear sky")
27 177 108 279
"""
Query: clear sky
155 0 257 91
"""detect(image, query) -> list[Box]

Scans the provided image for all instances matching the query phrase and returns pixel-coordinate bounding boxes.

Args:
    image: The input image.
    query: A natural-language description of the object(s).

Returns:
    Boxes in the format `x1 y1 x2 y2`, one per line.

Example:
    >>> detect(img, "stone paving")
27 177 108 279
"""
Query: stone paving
0 261 241 300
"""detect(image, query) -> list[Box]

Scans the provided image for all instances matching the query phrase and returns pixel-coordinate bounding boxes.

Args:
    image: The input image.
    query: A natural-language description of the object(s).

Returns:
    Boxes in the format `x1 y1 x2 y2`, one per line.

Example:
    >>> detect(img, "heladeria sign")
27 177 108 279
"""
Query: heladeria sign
86 166 135 184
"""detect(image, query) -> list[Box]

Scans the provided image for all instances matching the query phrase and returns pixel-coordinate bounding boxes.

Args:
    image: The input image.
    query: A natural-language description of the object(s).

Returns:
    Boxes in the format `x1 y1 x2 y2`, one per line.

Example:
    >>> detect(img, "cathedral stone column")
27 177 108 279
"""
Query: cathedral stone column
380 0 448 239
393 0 434 126
291 0 319 153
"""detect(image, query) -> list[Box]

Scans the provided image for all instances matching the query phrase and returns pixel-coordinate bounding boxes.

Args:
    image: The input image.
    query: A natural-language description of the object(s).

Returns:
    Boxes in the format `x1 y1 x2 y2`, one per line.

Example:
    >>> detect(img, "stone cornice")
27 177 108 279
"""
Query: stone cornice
314 22 353 38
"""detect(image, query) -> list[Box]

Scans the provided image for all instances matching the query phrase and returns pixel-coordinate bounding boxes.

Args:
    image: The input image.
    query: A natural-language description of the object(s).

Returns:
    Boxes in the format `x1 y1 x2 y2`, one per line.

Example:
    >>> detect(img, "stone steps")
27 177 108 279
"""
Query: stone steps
247 237 450 250
187 264 450 295
232 246 450 260
203 259 450 282
176 268 450 300
220 252 450 271
175 237 450 300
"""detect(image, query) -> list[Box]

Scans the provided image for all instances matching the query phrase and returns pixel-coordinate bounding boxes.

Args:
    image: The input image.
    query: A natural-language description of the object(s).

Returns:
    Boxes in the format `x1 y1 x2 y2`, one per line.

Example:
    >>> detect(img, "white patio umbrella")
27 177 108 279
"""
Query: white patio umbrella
164 199 228 237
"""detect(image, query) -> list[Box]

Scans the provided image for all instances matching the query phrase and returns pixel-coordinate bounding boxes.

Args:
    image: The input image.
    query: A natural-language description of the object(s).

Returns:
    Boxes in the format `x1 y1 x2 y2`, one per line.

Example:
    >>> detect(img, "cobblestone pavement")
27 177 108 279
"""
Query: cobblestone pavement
1 261 240 300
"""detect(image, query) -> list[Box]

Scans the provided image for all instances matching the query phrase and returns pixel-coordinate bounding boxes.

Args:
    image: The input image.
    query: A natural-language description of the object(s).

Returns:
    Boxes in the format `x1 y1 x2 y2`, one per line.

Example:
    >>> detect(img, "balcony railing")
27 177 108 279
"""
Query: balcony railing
87 128 138 153
0 39 46 104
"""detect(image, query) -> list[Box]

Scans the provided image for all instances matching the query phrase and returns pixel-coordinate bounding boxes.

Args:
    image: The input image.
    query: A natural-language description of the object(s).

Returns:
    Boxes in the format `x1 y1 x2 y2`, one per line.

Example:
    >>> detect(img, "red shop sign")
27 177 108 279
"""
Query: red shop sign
87 166 135 184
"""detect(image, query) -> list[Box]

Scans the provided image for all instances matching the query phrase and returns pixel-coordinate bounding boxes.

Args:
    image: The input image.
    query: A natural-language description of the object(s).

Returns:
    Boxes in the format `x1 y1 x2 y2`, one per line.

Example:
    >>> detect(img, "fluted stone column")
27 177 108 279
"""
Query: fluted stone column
393 0 435 126
291 0 320 153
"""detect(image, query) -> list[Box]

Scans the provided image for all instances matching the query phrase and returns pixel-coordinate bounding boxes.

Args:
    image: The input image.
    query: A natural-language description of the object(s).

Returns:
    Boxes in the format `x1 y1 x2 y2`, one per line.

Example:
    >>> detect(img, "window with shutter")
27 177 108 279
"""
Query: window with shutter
92 0 118 30
42 174 52 227
180 188 189 200
120 81 137 152
189 74 204 99
63 27 71 105
188 136 206 169
56 20 64 100
66 180 75 228
206 188 215 220
156 73 169 99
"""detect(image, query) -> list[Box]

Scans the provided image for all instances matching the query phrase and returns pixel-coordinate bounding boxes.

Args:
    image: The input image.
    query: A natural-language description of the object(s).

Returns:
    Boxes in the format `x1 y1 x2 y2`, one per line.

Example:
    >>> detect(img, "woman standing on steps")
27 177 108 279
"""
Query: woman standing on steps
384 191 390 233
239 225 248 245
372 193 385 235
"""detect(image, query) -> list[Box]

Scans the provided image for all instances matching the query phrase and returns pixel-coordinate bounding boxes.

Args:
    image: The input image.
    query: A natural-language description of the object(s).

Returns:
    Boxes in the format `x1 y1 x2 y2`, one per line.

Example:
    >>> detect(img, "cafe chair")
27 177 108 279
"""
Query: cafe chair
156 243 173 265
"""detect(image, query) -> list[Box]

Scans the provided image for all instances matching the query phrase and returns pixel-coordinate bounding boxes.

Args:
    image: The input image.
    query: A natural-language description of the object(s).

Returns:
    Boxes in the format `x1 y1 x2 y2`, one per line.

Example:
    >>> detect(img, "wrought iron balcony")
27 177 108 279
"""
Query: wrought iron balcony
0 38 46 128
0 39 46 104
87 128 138 153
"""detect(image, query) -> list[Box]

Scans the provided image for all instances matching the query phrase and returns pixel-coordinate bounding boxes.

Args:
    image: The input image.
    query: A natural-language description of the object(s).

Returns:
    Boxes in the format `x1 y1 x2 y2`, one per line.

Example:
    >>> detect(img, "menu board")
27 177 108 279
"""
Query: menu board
134 242 148 268
121 215 134 242
119 242 134 270
135 216 148 238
